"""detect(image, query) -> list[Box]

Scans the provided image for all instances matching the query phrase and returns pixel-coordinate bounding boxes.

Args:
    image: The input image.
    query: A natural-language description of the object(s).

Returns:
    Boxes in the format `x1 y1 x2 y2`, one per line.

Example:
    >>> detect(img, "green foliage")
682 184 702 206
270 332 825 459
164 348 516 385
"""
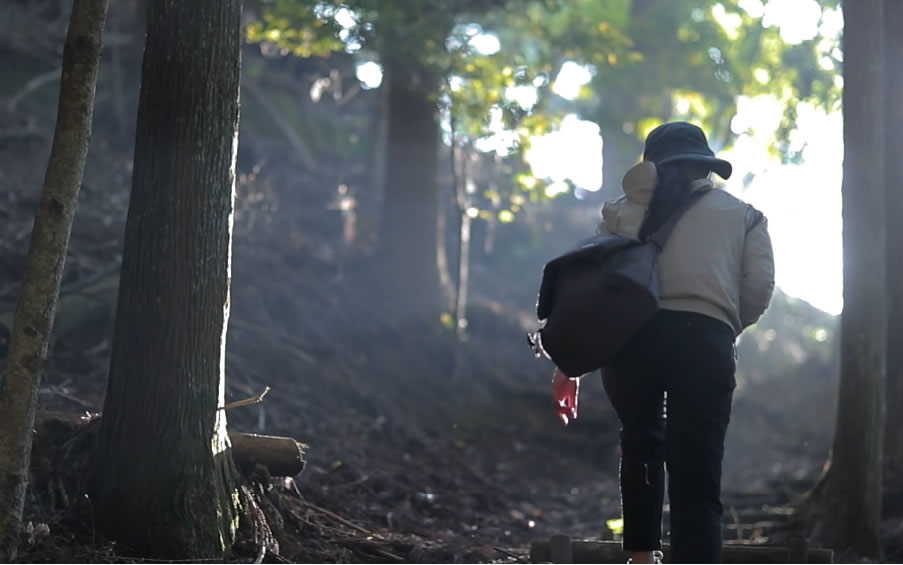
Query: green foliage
246 1 344 57
559 0 843 164
244 0 843 219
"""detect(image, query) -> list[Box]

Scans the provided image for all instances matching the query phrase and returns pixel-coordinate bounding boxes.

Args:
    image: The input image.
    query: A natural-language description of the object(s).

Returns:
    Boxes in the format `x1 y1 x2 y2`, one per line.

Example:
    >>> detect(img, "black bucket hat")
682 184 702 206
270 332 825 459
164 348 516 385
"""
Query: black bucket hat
642 121 732 180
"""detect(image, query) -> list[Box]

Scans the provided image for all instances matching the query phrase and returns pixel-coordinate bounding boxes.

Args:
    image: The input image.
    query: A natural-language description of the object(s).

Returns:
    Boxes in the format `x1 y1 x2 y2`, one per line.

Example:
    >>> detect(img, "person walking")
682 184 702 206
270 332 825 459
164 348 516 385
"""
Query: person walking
552 122 775 564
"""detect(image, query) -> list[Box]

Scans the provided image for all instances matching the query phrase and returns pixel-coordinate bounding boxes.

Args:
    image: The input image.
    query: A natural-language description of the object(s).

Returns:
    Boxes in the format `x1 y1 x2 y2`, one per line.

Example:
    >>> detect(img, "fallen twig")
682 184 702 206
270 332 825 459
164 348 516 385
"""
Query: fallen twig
253 542 266 564
6 68 61 113
0 127 49 144
224 386 271 411
38 385 93 409
341 539 404 563
494 546 531 564
304 501 373 537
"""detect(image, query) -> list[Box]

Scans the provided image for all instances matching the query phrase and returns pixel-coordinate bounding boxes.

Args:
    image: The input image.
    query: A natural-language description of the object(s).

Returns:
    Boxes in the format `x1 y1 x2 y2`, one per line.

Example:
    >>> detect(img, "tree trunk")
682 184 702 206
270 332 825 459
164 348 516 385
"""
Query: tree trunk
86 0 244 558
376 53 442 323
885 0 903 487
436 186 456 313
600 127 644 199
819 0 886 558
0 0 108 560
359 80 388 256
454 144 473 340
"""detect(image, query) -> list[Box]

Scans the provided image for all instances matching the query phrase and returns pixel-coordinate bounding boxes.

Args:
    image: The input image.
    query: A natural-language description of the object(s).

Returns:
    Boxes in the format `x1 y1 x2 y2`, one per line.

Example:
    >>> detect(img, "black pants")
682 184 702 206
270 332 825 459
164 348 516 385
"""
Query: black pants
602 309 736 564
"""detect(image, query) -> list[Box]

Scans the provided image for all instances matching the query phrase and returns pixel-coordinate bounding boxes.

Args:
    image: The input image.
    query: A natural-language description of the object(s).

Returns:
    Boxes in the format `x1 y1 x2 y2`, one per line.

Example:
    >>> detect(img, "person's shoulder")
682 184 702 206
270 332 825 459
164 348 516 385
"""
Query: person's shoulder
704 185 747 206
705 187 763 212
711 186 768 228
702 187 768 230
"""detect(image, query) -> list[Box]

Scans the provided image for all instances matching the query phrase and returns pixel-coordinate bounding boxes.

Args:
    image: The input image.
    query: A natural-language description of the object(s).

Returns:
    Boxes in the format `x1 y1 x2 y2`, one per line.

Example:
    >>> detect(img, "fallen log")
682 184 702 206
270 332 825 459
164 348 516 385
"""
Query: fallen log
529 538 834 564
229 431 306 477
35 411 306 477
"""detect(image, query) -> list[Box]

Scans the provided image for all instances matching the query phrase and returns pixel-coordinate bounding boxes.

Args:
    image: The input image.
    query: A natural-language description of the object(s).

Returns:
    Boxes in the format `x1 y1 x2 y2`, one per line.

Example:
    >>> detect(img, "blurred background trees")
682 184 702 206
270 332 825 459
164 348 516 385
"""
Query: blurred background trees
240 0 843 330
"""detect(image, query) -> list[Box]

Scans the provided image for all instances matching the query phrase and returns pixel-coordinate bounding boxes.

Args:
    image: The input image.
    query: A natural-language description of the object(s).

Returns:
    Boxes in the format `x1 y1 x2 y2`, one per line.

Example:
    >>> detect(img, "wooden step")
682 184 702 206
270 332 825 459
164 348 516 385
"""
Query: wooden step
530 537 833 563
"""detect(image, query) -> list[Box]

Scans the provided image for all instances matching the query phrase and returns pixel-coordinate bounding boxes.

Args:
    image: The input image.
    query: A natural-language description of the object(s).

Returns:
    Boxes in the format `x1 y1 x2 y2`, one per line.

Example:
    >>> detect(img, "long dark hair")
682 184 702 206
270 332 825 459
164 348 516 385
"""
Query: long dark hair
637 161 708 241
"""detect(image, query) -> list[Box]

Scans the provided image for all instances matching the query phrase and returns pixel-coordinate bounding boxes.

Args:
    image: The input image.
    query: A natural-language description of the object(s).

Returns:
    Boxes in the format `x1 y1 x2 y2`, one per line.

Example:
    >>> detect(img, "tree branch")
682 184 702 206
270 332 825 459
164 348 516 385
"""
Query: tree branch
224 386 271 411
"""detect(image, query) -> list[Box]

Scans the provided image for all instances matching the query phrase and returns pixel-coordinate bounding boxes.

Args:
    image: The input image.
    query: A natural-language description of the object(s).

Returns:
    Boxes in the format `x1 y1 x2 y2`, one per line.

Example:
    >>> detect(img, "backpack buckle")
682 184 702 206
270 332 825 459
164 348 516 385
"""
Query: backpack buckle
526 331 544 359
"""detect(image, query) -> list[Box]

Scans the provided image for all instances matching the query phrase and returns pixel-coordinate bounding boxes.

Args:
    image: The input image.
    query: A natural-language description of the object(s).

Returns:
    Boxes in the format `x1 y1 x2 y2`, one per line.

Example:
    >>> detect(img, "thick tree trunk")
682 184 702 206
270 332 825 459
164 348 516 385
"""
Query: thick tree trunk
819 0 886 558
0 0 108 560
376 53 442 323
885 0 903 487
86 0 244 558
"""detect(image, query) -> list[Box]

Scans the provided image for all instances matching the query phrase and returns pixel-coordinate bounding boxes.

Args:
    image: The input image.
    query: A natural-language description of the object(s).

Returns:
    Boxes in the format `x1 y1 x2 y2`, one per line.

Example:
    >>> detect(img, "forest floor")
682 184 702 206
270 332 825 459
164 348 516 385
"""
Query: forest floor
8 230 899 564
6 253 845 564
2 60 902 563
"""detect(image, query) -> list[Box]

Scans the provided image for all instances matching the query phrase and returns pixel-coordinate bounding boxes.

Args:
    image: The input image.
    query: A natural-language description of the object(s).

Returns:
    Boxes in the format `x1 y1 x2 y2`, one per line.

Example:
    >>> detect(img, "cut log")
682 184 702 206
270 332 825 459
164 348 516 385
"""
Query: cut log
35 411 306 477
529 539 834 564
229 432 306 477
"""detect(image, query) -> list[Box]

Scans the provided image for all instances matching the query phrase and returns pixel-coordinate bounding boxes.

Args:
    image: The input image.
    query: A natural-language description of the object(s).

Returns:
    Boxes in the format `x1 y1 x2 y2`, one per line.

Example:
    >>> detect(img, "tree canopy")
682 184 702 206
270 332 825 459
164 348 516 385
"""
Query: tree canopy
246 0 842 212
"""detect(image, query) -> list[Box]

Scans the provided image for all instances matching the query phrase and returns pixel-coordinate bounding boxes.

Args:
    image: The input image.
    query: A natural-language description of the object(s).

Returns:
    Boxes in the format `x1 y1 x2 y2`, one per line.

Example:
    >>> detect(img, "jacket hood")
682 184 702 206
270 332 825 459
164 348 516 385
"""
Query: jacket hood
621 161 657 204
620 161 714 204
599 162 715 233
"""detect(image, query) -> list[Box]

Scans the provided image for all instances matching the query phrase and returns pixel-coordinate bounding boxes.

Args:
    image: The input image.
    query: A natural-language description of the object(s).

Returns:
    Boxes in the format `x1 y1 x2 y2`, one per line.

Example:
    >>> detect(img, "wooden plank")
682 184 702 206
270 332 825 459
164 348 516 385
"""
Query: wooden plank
529 539 834 564
788 536 809 564
548 535 573 564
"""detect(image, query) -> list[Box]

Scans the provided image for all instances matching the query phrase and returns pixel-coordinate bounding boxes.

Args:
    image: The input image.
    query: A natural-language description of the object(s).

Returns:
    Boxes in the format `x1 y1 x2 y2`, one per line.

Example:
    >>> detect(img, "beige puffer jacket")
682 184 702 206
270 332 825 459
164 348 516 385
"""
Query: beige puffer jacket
599 161 775 336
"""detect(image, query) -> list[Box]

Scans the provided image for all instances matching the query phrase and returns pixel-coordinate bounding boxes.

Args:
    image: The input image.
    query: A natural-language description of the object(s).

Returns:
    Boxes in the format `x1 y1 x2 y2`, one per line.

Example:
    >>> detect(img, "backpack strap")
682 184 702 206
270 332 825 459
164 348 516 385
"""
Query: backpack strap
646 190 707 250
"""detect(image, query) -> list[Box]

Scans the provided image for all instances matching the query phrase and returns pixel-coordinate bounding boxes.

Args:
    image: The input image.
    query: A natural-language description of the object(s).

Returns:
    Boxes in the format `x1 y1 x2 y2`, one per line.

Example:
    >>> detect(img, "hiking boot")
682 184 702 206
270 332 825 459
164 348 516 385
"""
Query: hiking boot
627 550 664 564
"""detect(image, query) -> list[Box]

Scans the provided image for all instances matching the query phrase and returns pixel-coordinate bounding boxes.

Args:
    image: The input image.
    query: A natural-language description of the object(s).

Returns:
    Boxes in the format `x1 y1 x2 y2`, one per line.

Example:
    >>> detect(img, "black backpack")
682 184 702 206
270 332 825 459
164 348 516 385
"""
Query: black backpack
527 191 706 377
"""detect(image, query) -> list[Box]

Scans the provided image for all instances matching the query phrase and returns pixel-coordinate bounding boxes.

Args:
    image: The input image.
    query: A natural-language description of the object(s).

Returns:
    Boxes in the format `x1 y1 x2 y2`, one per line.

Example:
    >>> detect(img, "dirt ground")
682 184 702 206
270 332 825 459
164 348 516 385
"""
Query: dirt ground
2 215 850 563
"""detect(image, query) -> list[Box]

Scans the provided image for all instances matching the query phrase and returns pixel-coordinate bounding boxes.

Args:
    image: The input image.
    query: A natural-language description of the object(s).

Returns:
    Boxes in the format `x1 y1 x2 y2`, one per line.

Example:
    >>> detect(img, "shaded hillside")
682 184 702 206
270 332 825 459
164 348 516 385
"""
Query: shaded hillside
738 290 839 387
726 290 839 490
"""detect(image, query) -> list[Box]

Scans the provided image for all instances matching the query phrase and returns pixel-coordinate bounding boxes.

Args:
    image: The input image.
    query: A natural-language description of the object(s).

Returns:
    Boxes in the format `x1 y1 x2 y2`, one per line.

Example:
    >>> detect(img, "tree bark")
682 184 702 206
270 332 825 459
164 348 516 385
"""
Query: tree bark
376 52 442 323
885 0 903 487
0 0 108 560
360 80 388 256
453 141 472 339
819 0 886 558
86 0 244 558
